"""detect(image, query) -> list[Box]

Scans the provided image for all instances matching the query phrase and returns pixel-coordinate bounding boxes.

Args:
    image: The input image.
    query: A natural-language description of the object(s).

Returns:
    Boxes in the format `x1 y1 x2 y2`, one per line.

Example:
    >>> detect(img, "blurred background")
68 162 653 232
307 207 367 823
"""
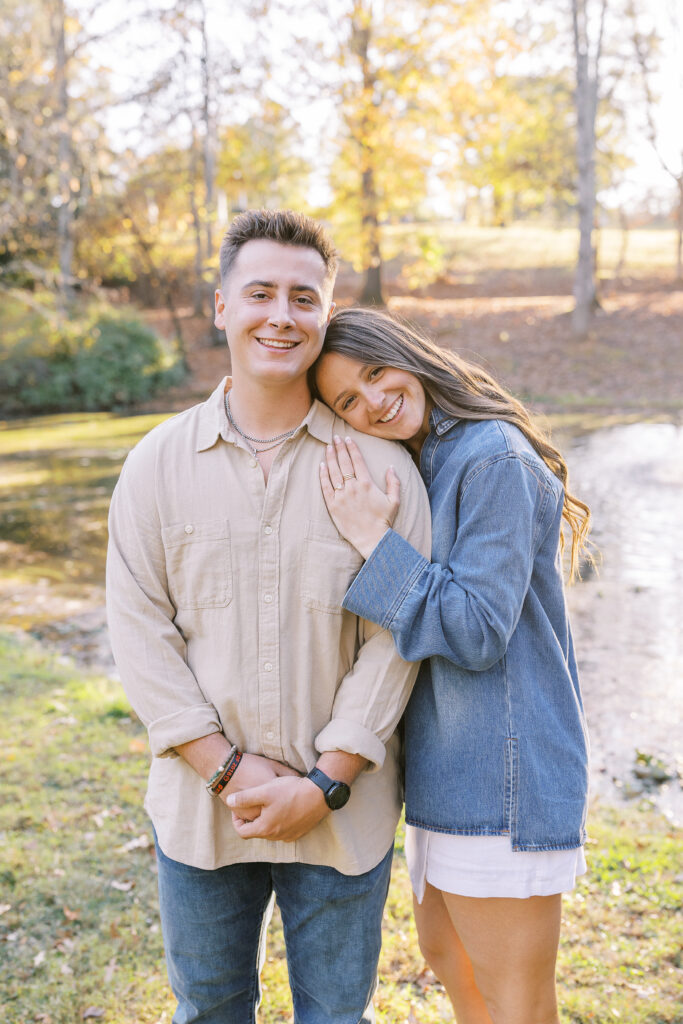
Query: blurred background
1 2 682 1021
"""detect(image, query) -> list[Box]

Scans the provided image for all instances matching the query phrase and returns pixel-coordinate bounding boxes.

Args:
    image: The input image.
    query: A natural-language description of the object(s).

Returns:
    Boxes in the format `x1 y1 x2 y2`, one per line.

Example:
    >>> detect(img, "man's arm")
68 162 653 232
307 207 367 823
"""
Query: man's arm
106 439 289 791
226 446 431 842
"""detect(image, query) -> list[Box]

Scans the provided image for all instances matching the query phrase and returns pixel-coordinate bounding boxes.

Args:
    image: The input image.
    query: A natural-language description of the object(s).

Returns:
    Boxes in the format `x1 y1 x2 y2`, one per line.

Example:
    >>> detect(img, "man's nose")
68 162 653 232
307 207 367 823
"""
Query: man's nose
269 299 294 329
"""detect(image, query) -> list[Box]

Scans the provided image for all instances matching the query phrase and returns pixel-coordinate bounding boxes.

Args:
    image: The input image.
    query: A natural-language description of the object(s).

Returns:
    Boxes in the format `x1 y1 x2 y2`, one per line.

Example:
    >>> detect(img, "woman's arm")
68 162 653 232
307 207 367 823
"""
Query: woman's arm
338 449 561 671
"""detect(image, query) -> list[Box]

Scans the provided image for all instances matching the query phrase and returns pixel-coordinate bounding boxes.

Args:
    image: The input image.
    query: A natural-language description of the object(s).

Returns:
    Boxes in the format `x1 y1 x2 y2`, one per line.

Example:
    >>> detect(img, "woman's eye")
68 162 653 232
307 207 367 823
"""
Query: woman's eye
341 395 356 411
368 366 383 380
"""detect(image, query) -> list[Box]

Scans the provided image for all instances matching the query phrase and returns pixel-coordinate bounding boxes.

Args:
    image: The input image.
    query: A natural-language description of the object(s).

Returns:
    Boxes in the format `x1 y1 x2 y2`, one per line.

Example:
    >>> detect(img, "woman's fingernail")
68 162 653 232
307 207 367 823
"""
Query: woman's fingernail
334 434 341 444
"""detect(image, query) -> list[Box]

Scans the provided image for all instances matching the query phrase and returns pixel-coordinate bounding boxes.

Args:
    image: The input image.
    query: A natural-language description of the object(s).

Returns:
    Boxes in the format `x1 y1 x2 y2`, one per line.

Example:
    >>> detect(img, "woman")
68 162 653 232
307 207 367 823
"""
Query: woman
314 307 591 1024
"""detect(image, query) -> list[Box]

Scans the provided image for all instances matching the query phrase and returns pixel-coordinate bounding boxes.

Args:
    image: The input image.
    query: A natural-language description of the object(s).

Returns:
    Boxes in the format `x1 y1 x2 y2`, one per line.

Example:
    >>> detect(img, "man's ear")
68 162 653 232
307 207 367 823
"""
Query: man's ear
214 288 226 330
326 301 336 324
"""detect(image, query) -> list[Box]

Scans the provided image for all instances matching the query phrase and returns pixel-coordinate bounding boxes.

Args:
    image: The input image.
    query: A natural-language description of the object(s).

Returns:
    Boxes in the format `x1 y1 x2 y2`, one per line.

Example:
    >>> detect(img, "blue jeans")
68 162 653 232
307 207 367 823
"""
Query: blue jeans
155 838 393 1024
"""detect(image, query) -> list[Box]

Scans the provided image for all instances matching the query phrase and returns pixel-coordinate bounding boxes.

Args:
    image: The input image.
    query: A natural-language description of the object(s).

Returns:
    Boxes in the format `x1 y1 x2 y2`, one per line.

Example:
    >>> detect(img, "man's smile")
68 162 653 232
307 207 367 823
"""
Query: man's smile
256 337 300 350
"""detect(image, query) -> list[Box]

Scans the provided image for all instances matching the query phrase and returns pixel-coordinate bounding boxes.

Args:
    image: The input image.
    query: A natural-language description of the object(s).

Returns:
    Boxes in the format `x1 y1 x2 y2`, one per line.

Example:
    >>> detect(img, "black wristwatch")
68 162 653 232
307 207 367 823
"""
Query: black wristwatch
306 767 351 810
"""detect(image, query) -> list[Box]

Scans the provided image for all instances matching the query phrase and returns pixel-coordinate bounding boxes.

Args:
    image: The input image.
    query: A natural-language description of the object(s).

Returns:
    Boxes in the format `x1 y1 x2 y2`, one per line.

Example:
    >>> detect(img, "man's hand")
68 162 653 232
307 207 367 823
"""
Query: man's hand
222 753 301 822
226 776 330 842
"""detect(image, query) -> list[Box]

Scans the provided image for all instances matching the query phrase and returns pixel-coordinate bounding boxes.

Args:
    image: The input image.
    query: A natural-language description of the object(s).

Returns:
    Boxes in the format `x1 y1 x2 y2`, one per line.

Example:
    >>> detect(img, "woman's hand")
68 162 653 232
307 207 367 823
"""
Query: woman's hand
320 435 400 559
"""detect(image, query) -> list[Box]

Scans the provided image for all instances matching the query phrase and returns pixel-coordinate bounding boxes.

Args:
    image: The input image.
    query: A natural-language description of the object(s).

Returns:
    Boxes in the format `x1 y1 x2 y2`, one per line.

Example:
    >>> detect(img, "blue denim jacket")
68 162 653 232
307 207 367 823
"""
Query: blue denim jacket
343 409 589 851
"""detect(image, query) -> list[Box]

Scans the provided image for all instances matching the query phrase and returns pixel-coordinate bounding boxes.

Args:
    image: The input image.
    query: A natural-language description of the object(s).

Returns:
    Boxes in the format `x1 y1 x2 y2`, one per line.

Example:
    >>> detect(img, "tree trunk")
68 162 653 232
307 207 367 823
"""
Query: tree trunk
354 12 385 307
677 178 683 284
571 0 606 338
199 3 223 344
189 132 204 316
128 215 189 375
54 0 74 311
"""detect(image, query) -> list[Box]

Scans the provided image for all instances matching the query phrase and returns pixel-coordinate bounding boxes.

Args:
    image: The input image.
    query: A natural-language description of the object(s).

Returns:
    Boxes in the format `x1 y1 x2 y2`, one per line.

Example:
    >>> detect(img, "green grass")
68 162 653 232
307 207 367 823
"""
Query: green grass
0 630 681 1023
383 223 679 277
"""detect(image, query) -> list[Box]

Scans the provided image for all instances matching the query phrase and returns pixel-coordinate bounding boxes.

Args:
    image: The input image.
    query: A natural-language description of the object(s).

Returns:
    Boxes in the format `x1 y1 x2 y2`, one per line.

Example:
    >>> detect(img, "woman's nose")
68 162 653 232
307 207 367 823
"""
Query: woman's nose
363 386 385 411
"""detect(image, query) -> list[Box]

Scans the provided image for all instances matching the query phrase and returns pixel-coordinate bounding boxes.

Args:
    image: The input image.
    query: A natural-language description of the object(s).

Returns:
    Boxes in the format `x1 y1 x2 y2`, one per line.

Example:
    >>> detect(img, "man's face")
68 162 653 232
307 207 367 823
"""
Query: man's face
214 239 335 389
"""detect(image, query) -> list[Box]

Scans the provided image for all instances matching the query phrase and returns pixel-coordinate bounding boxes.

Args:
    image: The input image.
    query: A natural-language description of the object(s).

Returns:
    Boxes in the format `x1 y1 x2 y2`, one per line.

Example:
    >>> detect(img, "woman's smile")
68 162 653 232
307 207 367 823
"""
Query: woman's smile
378 395 404 422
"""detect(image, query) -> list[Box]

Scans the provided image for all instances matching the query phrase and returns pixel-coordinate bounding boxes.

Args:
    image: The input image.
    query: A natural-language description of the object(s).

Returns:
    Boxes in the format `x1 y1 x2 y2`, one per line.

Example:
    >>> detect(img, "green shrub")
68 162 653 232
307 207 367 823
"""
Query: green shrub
0 304 185 415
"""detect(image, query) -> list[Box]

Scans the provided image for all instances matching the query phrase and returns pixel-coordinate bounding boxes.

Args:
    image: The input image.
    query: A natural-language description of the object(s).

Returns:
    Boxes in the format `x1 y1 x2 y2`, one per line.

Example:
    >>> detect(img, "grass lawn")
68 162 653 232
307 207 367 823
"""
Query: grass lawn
0 630 681 1024
382 223 680 277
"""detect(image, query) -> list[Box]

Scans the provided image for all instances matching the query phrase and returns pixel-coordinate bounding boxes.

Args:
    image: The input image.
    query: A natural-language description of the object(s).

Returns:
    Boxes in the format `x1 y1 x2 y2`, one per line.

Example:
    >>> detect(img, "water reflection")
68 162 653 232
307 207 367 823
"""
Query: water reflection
566 423 683 821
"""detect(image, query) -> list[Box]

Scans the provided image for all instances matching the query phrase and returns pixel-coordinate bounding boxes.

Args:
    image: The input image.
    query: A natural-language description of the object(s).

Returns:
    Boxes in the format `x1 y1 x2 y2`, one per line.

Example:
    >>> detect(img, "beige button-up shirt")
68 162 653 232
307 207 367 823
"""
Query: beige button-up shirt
106 379 431 874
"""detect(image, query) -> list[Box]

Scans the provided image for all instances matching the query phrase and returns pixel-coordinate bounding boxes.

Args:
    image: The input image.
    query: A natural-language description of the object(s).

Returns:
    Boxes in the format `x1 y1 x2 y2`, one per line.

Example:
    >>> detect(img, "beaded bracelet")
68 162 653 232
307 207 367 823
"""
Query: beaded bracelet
206 745 240 795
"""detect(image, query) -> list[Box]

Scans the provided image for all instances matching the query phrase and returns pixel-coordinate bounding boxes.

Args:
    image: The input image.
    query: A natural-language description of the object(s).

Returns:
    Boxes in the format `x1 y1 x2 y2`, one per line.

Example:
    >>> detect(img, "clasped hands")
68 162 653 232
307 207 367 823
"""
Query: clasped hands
224 753 329 843
320 436 400 559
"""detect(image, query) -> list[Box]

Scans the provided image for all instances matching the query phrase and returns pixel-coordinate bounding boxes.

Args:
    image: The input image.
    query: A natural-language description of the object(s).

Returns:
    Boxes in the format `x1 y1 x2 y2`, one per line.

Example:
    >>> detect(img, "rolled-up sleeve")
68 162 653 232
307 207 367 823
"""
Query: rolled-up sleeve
314 451 431 770
106 440 222 757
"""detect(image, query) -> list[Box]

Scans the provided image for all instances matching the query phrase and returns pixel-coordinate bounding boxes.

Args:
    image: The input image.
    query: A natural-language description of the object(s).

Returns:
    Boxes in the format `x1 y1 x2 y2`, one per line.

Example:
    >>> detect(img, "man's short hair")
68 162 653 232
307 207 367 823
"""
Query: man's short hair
219 209 338 291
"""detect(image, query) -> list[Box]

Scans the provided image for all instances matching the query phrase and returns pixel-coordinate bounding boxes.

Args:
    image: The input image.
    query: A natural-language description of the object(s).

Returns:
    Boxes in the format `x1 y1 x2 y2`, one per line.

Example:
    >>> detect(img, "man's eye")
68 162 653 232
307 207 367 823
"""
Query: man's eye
251 291 268 299
295 295 313 305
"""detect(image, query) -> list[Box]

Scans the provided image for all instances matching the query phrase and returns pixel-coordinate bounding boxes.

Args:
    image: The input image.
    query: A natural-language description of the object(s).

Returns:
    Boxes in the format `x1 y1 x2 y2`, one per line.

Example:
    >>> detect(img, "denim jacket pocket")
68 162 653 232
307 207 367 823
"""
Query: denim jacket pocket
301 520 364 614
162 519 232 609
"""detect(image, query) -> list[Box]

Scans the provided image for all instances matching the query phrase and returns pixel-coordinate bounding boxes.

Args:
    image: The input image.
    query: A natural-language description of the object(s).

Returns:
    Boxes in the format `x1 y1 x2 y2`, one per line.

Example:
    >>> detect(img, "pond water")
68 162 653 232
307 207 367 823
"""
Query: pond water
1 416 681 820
565 422 683 821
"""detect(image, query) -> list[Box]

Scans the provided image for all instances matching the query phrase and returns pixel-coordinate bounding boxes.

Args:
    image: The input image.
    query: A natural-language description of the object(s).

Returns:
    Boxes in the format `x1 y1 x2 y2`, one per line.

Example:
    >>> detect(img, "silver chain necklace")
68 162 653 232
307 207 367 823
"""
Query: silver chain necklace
224 392 297 457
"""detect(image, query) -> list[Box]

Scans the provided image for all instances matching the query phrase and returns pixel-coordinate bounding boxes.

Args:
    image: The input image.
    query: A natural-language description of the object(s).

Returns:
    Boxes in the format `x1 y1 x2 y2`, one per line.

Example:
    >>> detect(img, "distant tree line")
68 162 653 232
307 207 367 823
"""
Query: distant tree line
1 0 680 357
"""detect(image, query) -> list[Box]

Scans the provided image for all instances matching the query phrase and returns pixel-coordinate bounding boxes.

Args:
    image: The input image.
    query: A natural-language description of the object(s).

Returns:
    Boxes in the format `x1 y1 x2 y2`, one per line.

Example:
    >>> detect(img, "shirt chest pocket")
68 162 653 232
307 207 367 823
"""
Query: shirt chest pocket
301 520 364 615
162 519 232 610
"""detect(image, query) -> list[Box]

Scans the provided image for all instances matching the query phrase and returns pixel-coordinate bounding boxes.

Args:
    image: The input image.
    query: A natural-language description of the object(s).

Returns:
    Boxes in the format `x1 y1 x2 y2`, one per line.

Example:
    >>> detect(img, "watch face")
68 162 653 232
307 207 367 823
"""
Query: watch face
326 781 351 810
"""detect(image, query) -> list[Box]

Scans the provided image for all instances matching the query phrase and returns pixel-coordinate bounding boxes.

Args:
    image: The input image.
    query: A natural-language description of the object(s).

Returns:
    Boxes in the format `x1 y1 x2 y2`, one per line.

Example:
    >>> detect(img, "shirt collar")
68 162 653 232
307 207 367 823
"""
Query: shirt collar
195 377 334 453
430 405 460 436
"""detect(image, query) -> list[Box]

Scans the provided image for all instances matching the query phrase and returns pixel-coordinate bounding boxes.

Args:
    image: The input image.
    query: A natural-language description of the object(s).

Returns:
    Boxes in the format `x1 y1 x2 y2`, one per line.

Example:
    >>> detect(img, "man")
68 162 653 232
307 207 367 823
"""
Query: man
106 209 430 1024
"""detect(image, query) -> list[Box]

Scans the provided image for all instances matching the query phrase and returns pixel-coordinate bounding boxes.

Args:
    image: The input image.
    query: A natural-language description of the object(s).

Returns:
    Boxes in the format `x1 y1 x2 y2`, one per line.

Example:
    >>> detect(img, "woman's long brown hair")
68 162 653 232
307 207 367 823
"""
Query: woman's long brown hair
315 306 591 581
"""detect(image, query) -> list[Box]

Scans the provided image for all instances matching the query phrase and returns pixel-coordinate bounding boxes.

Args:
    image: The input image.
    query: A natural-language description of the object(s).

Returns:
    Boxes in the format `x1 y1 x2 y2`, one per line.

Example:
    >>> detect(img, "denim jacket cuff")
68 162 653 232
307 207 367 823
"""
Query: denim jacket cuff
342 528 429 629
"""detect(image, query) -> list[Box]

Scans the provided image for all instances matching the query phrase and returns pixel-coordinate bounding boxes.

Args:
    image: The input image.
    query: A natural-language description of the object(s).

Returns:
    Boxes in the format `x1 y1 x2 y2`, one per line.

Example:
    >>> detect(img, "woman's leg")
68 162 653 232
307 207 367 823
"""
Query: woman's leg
441 891 562 1024
413 882 492 1024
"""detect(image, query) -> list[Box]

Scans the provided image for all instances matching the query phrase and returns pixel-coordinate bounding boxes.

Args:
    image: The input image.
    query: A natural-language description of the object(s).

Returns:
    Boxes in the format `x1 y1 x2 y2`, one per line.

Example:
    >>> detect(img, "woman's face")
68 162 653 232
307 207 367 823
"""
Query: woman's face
316 351 432 448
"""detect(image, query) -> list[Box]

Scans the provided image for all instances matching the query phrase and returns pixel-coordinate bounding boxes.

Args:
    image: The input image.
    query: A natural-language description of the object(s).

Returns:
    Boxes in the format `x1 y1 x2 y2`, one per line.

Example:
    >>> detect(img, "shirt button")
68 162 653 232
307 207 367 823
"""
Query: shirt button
264 525 273 535
265 730 274 740
184 524 194 534
264 662 273 672
264 594 273 603
249 458 258 468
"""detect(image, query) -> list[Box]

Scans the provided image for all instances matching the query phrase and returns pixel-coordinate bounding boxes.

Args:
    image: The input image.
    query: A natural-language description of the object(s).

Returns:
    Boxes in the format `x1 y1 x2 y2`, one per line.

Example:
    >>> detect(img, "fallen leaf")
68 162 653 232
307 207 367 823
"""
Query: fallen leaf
33 950 46 967
0 903 11 915
82 1009 105 1020
128 738 147 753
103 957 117 983
109 880 134 892
116 834 151 854
63 906 80 921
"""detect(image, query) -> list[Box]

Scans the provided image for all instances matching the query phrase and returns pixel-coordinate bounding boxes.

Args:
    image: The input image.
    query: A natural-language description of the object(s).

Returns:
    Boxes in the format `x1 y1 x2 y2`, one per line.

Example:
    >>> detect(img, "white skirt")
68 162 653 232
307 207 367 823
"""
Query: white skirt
406 825 587 903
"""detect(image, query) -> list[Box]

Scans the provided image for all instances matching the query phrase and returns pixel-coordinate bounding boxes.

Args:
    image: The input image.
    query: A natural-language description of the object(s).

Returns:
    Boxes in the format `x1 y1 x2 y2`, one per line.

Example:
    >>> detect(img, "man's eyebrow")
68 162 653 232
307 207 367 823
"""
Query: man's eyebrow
242 279 320 294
